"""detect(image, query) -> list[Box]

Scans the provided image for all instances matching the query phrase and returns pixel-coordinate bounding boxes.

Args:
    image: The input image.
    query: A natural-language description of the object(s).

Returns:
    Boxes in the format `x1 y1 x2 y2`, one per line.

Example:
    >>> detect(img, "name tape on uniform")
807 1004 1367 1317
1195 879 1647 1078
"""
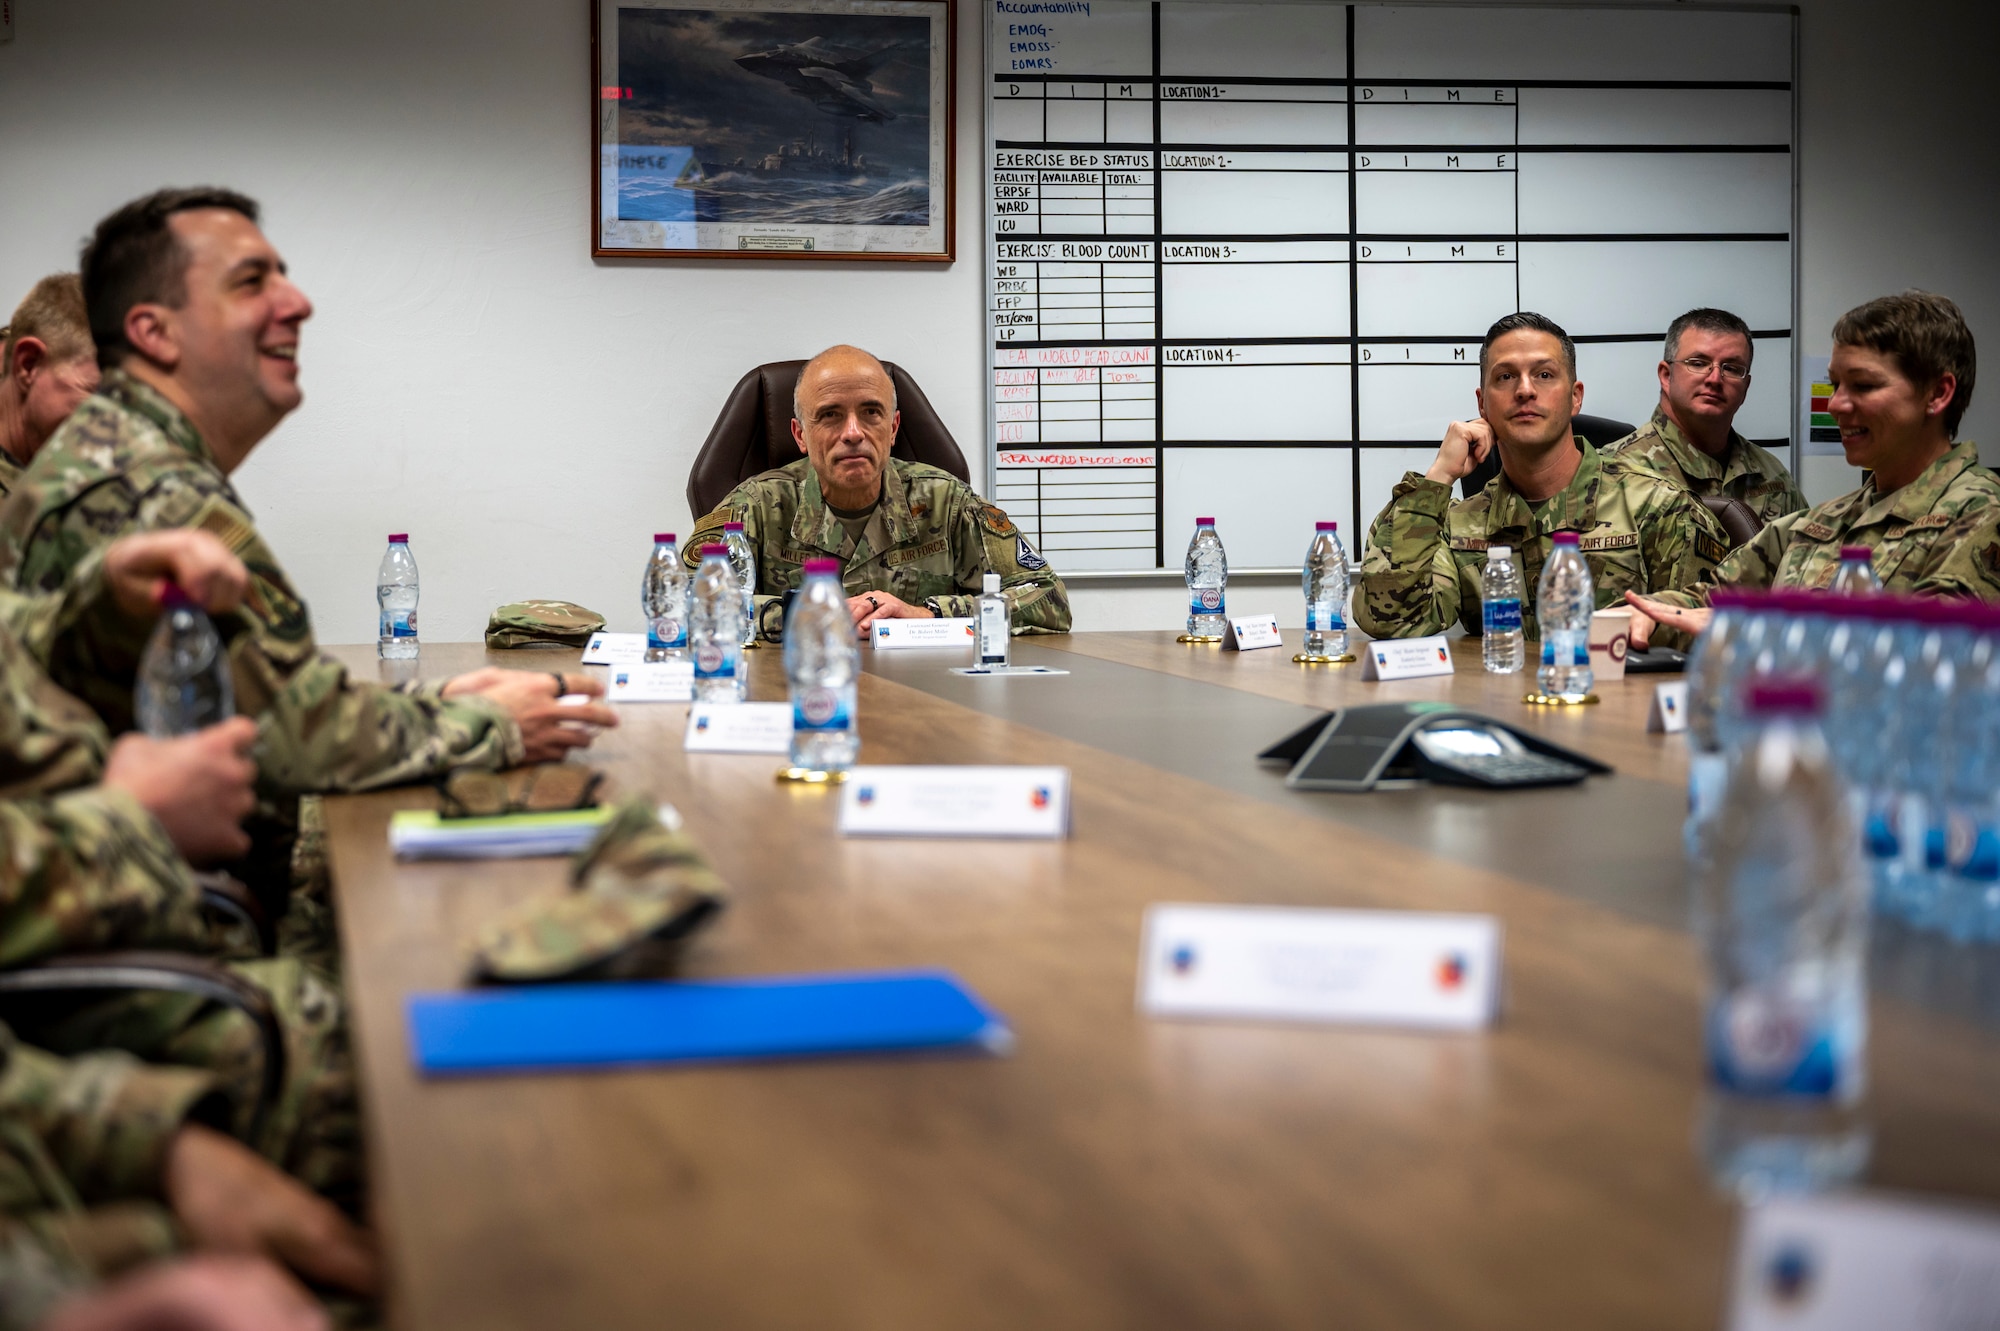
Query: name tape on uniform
1648 680 1690 733
606 662 692 702
871 618 976 650
685 702 793 753
838 766 1070 839
1360 635 1455 681
580 632 647 665
1138 904 1501 1030
1223 614 1283 652
1727 1192 2000 1331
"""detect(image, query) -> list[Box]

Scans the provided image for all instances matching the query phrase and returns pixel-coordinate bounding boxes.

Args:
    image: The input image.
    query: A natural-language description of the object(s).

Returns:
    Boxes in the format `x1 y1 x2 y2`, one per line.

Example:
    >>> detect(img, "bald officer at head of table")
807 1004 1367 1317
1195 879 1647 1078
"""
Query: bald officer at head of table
685 345 1072 641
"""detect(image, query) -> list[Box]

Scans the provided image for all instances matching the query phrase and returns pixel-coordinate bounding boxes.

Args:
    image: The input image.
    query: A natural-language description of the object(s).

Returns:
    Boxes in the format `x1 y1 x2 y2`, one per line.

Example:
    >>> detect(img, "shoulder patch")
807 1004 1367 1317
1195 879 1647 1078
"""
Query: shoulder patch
1693 530 1729 565
695 504 737 530
190 491 260 556
976 503 1019 538
1016 535 1049 571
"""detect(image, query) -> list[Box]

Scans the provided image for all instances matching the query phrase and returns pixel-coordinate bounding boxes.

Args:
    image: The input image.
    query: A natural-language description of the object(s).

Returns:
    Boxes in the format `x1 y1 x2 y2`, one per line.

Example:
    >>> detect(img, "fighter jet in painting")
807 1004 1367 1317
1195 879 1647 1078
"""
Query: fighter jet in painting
733 36 918 122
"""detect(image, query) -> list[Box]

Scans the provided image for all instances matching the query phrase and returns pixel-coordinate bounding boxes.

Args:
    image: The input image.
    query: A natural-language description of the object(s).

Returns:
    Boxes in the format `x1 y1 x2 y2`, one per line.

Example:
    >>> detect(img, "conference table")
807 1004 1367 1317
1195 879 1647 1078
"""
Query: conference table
320 631 2000 1331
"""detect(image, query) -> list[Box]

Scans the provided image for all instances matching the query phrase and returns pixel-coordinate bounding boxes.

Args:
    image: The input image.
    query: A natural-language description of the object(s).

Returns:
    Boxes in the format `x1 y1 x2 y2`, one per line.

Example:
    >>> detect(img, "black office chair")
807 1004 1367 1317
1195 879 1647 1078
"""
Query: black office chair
686 360 972 520
1458 413 1635 501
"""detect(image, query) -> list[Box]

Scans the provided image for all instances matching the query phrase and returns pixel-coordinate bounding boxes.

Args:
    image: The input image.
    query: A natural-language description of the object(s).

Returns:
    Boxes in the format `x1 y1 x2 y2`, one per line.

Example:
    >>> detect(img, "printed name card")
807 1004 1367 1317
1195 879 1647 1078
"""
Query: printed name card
838 766 1070 839
580 632 647 665
871 618 976 650
605 662 692 702
1223 614 1283 652
684 702 793 753
1360 635 1455 681
1648 680 1690 733
1728 1193 2000 1330
1138 904 1502 1030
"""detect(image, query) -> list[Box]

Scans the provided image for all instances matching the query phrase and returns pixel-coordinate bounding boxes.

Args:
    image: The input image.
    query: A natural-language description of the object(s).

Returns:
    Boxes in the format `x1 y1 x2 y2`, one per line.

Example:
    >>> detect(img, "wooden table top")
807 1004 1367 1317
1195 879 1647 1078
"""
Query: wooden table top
318 637 2000 1331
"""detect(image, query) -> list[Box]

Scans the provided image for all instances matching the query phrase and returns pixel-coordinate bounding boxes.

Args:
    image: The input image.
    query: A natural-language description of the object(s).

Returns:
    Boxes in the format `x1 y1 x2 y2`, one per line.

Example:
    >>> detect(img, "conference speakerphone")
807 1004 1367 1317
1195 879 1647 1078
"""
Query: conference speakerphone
1261 703 1612 792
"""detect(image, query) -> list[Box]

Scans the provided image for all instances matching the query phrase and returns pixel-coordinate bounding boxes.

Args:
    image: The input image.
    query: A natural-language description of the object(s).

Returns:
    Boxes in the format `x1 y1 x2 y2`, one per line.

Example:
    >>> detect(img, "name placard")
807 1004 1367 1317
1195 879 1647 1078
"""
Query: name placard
1360 636 1455 681
871 618 977 650
838 766 1071 839
1223 614 1283 651
1648 680 1690 733
685 702 793 753
1728 1193 2000 1331
948 664 1069 677
580 632 647 665
1138 904 1502 1030
606 662 693 702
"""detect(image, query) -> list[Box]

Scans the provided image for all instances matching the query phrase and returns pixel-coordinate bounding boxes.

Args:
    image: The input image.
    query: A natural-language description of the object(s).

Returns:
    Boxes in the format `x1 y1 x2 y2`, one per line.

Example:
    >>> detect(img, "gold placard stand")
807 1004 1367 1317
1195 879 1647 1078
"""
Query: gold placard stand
775 766 849 784
1292 653 1357 665
1521 693 1600 707
1176 634 1225 644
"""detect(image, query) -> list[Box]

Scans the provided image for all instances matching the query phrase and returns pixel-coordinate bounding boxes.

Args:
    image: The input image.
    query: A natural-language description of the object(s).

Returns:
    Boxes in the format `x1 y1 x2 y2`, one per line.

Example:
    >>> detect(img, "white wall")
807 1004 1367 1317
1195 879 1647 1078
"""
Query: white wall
3 0 1995 639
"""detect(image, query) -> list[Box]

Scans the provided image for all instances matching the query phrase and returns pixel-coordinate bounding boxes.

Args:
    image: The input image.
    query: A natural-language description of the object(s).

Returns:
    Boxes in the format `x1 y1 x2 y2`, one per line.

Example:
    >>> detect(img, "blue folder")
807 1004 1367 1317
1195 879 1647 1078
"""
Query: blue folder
406 969 1012 1076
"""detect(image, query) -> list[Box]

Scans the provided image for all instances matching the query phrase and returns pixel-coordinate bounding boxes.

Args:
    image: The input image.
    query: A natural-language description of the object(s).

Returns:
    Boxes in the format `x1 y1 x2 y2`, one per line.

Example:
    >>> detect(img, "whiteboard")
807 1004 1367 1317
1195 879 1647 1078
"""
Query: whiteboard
985 1 1798 573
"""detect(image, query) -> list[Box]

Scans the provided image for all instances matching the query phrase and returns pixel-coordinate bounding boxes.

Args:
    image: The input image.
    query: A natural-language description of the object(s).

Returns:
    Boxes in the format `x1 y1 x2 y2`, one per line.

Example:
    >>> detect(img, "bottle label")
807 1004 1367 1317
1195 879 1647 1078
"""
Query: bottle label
1963 824 2000 881
380 609 417 639
1189 588 1224 615
793 685 853 732
1539 630 1587 667
979 603 1009 658
647 618 687 649
1687 752 1728 823
1306 600 1344 632
1482 597 1521 633
1705 988 1849 1100
693 642 737 680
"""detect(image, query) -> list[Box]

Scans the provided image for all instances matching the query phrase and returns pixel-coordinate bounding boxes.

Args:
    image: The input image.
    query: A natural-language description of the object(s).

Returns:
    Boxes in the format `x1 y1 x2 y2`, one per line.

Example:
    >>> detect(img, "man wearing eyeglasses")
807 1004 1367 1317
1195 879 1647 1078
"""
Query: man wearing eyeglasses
1601 308 1806 526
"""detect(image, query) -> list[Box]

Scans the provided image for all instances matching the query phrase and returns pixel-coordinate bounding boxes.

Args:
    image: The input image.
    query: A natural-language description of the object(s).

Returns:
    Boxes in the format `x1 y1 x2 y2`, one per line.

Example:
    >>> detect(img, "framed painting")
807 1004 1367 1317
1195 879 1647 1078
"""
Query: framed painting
592 0 955 261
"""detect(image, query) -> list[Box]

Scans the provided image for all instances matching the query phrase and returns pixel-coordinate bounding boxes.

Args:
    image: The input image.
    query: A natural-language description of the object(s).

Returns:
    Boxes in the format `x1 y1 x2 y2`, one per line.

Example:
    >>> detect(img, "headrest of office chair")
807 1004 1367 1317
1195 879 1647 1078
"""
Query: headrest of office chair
1699 493 1765 549
686 359 972 519
1457 414 1638 501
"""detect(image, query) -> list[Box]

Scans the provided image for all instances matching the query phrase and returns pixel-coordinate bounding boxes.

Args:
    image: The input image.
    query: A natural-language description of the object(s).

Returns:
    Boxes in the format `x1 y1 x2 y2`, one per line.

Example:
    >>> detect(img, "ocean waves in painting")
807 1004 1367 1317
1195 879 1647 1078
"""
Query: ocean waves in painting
619 169 928 228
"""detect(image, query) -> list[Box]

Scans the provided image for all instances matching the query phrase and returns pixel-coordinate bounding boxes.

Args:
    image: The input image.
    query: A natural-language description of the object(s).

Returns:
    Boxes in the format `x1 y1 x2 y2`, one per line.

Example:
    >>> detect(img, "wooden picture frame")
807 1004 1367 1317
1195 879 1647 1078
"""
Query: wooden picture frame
592 0 955 262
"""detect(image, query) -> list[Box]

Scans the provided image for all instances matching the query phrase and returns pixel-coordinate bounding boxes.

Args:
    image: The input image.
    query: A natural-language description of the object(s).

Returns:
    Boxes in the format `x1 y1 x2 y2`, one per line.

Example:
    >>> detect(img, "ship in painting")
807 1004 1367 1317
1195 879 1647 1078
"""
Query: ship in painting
678 127 870 187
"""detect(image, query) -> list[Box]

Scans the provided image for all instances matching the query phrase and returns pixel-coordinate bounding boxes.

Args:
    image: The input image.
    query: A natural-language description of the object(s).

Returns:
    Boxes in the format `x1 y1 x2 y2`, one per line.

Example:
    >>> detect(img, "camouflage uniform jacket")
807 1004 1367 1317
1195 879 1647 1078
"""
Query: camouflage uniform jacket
687 457 1072 638
0 370 524 793
1 1019 224 1329
1601 407 1808 528
0 577 220 968
1649 440 2000 606
0 451 19 501
1356 439 1729 646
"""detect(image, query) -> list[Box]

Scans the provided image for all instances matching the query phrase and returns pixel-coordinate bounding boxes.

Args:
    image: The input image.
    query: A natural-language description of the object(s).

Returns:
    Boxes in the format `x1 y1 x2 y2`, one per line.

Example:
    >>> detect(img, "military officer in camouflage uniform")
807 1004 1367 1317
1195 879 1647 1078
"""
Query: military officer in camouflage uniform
1600 307 1807 531
1358 312 1728 647
0 275 99 500
686 345 1071 639
1 532 359 1202
1631 291 1998 644
0 187 619 953
1 1017 376 1329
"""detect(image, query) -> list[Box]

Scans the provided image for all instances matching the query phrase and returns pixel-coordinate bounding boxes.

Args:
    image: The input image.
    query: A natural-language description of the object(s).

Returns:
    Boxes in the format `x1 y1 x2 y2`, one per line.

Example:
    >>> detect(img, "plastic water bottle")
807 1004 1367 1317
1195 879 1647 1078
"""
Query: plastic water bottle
976 571 1009 668
1184 517 1228 638
1695 678 1871 1197
1301 522 1348 658
1829 546 1882 595
1535 532 1593 701
723 521 757 647
784 557 859 772
376 534 419 660
642 533 689 662
1480 544 1524 674
689 544 745 704
136 585 236 737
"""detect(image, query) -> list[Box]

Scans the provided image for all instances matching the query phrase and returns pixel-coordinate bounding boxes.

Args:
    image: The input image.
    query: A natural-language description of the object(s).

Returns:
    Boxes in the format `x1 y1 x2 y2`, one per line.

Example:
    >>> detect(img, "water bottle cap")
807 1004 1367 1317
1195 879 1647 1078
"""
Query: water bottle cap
1195 516 1215 526
983 572 1001 594
1486 544 1512 560
654 533 675 544
1838 545 1872 561
387 533 408 544
701 543 727 558
1743 677 1824 717
1315 521 1338 532
1550 531 1580 546
157 582 194 610
802 557 840 576
723 522 745 533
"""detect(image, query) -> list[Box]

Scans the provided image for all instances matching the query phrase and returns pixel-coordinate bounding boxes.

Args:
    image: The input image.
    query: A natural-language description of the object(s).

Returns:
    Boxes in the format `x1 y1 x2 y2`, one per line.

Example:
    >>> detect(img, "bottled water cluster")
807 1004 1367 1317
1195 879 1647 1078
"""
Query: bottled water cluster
1685 572 2000 946
1177 517 1354 655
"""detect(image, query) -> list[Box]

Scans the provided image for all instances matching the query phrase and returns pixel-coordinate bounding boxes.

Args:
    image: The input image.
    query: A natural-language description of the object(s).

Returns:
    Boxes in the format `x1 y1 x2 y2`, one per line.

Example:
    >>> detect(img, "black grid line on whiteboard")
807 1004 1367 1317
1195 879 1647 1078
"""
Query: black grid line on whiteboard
986 1 1798 575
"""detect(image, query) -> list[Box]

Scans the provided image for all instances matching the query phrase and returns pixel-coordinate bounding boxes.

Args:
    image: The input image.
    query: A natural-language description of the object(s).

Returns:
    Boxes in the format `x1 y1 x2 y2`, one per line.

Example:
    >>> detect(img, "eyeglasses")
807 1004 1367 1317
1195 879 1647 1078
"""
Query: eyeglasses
1672 356 1751 383
436 764 603 819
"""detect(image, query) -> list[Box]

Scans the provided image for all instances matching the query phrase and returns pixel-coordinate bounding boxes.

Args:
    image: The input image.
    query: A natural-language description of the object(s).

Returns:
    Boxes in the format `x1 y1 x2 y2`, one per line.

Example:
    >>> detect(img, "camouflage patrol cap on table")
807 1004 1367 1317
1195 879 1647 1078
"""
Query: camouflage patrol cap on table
469 799 727 983
484 600 607 649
